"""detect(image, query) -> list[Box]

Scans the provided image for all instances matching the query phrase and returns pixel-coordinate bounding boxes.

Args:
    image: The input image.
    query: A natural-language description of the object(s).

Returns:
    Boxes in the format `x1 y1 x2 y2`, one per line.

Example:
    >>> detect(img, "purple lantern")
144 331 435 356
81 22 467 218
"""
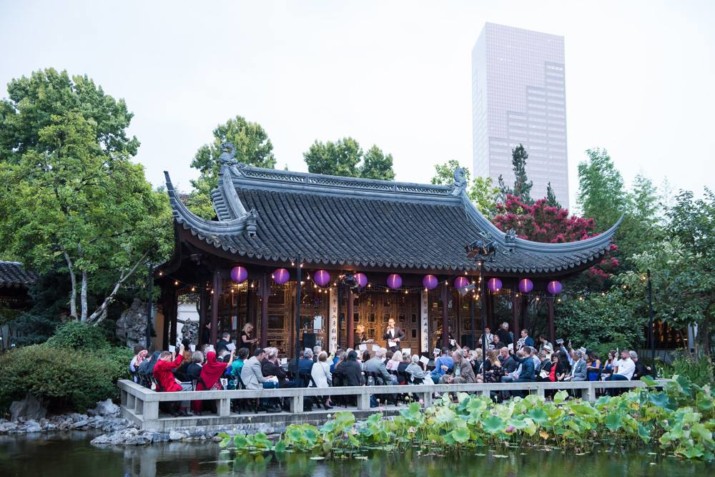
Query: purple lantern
387 273 402 289
547 280 563 295
422 274 439 290
314 270 331 287
230 266 248 284
454 276 470 289
487 278 502 292
273 268 290 285
518 278 534 294
355 272 368 288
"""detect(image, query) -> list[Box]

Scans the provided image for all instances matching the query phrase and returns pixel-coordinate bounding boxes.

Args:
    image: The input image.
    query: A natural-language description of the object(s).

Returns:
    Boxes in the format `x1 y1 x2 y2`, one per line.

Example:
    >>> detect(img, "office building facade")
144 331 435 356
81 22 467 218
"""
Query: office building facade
472 23 569 209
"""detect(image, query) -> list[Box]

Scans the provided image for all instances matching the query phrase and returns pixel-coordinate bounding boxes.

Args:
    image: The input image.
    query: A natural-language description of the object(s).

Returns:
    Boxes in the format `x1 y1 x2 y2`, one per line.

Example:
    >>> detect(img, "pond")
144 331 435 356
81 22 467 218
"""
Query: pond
1 433 712 477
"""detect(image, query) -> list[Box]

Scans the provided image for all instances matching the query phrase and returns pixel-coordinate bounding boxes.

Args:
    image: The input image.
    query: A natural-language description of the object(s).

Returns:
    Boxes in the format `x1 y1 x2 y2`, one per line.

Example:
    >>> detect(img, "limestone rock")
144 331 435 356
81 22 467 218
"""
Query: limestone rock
93 399 120 417
169 430 186 441
9 393 47 422
116 298 150 348
23 420 42 433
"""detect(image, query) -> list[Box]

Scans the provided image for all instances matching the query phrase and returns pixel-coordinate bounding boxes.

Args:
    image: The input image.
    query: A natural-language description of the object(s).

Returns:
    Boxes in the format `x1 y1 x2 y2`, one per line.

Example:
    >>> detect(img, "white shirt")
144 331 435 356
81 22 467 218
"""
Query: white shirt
615 358 635 380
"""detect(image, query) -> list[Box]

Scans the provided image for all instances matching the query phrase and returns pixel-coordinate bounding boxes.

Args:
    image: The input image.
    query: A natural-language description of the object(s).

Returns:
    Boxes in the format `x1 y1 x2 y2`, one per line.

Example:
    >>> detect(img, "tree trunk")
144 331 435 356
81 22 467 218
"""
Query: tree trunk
81 270 88 322
87 252 149 325
62 249 78 319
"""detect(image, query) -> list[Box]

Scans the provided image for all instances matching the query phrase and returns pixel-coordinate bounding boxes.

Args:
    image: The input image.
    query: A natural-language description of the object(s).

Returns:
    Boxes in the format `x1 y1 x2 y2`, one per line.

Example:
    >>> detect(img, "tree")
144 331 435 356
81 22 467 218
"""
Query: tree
187 116 276 219
0 69 171 324
429 160 498 217
360 145 395 180
469 176 500 218
497 144 533 204
303 137 395 180
546 182 560 208
577 148 626 231
511 144 533 204
431 159 466 185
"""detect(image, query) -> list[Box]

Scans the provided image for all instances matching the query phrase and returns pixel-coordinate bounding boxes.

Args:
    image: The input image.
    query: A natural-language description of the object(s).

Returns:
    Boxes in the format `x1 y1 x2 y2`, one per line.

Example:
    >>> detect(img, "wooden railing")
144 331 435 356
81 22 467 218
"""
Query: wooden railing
118 379 667 431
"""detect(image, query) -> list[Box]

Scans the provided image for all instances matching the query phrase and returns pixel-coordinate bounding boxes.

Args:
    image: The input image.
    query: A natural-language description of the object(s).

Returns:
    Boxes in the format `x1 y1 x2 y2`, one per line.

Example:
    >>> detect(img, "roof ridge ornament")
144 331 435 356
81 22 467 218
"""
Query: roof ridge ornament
219 142 238 166
451 167 468 196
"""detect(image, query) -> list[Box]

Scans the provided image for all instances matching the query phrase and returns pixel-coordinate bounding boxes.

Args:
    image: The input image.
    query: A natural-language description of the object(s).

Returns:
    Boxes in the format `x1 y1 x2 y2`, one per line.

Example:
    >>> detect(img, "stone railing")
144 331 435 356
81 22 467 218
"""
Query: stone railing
118 379 667 431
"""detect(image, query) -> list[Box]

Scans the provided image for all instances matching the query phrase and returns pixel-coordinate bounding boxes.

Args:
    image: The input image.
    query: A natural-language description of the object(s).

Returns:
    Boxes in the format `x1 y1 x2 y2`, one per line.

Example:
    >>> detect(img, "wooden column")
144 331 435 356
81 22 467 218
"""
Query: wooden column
347 290 355 350
211 269 221 345
511 291 520 342
168 288 178 346
199 287 209 347
441 284 449 349
548 296 555 343
260 273 269 348
161 287 170 349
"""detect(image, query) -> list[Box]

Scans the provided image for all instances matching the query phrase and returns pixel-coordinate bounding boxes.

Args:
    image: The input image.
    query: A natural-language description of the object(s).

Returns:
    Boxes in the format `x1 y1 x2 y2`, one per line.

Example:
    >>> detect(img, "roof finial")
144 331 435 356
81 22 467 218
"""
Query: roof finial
452 167 468 195
219 142 237 166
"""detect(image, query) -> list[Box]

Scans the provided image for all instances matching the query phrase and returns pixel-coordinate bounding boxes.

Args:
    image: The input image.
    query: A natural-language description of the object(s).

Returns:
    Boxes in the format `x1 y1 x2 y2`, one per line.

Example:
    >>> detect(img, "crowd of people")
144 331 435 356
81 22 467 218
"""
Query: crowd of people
129 321 654 415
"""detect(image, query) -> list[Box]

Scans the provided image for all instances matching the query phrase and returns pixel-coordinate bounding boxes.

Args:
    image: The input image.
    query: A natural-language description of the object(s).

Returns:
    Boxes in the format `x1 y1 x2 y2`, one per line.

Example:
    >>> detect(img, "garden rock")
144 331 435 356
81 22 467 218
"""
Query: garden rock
9 393 47 421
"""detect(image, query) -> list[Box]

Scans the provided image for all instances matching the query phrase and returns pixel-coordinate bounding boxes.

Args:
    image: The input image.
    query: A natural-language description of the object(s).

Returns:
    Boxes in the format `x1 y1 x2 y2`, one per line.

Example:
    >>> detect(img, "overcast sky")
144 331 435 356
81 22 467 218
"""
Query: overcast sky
1 0 713 210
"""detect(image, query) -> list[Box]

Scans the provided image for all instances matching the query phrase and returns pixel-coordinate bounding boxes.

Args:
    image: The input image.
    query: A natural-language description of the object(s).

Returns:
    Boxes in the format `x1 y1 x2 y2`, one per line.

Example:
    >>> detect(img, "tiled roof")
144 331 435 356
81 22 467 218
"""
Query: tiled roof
0 261 37 289
165 162 619 276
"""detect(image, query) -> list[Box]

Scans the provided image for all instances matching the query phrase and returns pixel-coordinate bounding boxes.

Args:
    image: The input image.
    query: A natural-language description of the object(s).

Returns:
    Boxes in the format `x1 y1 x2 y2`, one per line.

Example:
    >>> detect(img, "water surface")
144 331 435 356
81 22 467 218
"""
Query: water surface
1 433 712 477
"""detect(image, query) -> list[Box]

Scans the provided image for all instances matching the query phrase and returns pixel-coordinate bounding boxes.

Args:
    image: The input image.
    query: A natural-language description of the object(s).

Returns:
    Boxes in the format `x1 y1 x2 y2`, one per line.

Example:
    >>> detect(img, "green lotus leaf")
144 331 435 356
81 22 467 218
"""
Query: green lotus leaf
483 415 505 434
554 390 569 404
605 412 623 432
526 408 548 425
451 426 471 444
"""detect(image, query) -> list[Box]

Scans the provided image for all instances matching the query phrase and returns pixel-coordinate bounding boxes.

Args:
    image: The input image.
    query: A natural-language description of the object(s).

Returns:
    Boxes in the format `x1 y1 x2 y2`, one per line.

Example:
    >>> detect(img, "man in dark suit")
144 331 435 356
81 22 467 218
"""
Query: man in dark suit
383 318 405 352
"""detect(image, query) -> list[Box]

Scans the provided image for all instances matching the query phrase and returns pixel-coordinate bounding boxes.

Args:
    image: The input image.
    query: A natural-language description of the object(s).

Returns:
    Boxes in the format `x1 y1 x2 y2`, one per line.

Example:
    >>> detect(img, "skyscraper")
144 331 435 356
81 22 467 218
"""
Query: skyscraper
472 23 569 209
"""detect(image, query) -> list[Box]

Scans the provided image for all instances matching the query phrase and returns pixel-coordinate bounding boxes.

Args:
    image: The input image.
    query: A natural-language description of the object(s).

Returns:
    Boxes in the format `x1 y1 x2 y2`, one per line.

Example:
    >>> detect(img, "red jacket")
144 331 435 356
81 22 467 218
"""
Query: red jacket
153 355 183 392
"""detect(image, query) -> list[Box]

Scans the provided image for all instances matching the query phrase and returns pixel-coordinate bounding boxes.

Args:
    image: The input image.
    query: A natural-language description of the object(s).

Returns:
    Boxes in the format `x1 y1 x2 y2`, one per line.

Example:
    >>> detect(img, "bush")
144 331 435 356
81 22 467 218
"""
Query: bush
658 351 714 386
46 321 110 350
0 343 132 413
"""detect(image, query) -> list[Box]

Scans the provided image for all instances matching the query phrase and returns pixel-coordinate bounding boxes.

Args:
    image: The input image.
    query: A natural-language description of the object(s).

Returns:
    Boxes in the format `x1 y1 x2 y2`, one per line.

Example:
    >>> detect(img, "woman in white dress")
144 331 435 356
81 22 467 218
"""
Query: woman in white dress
311 351 334 409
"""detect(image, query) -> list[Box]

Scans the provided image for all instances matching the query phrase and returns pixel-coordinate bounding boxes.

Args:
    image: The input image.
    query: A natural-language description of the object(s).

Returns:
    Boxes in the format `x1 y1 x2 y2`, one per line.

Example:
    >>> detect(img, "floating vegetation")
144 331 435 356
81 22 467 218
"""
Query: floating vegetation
218 375 715 470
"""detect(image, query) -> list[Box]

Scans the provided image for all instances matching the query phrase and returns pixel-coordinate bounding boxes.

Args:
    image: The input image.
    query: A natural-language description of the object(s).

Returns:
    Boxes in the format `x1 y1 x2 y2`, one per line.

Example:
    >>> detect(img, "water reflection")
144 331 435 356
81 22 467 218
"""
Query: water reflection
1 433 712 477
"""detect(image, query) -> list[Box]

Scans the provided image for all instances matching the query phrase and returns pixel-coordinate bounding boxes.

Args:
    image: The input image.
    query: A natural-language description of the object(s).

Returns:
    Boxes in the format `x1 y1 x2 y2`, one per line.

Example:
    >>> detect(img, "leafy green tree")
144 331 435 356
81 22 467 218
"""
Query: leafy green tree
469 176 500 218
0 69 171 324
429 160 498 217
187 116 276 219
577 148 626 231
360 145 395 180
430 159 466 186
303 137 395 180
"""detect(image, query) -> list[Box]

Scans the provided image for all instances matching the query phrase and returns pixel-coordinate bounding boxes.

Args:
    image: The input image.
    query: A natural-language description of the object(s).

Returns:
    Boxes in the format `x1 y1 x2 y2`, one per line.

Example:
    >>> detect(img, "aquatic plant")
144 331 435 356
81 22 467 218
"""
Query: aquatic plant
218 376 715 468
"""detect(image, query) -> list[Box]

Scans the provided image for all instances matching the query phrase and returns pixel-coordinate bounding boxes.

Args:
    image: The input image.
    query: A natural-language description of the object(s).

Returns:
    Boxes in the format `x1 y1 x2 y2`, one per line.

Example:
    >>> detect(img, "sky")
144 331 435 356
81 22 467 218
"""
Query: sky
1 0 713 211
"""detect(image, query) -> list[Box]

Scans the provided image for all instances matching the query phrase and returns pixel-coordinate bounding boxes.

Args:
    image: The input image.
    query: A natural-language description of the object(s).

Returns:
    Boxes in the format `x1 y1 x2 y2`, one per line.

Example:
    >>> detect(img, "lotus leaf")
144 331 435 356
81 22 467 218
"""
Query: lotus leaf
482 415 505 434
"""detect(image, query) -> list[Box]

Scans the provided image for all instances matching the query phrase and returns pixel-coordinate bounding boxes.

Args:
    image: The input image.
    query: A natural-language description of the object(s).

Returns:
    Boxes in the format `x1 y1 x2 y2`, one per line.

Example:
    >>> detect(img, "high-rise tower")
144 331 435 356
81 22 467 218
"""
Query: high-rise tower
472 23 568 208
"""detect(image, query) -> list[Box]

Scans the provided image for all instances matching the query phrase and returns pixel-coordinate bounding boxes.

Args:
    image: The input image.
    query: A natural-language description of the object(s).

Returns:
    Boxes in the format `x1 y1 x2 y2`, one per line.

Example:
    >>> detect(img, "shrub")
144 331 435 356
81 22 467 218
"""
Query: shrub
46 321 110 351
0 343 132 413
671 351 713 386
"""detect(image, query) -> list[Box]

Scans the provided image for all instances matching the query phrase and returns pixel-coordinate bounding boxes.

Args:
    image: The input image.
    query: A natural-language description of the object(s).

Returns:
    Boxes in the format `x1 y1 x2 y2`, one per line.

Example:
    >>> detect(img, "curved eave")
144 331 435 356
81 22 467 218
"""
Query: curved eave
164 171 249 236
460 191 622 254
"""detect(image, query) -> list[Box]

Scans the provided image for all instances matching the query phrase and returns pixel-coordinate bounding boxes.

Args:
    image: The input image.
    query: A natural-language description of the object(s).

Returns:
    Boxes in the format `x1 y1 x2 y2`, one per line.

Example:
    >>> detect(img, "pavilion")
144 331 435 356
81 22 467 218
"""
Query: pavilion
156 145 619 355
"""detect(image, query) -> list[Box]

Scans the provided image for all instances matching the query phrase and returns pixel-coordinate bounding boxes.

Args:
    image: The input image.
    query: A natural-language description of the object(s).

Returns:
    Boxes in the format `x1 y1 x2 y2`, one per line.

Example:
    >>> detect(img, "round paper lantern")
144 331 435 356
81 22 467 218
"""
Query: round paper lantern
387 273 402 289
230 266 248 284
547 280 563 295
273 268 290 285
518 278 534 294
422 274 439 290
355 272 368 288
454 276 470 289
487 277 502 292
314 270 331 287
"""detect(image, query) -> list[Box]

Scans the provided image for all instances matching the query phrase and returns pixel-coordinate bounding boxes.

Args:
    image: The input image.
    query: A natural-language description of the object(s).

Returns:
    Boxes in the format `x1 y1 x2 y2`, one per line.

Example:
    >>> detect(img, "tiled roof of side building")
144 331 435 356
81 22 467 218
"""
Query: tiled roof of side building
165 160 620 276
0 261 38 288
